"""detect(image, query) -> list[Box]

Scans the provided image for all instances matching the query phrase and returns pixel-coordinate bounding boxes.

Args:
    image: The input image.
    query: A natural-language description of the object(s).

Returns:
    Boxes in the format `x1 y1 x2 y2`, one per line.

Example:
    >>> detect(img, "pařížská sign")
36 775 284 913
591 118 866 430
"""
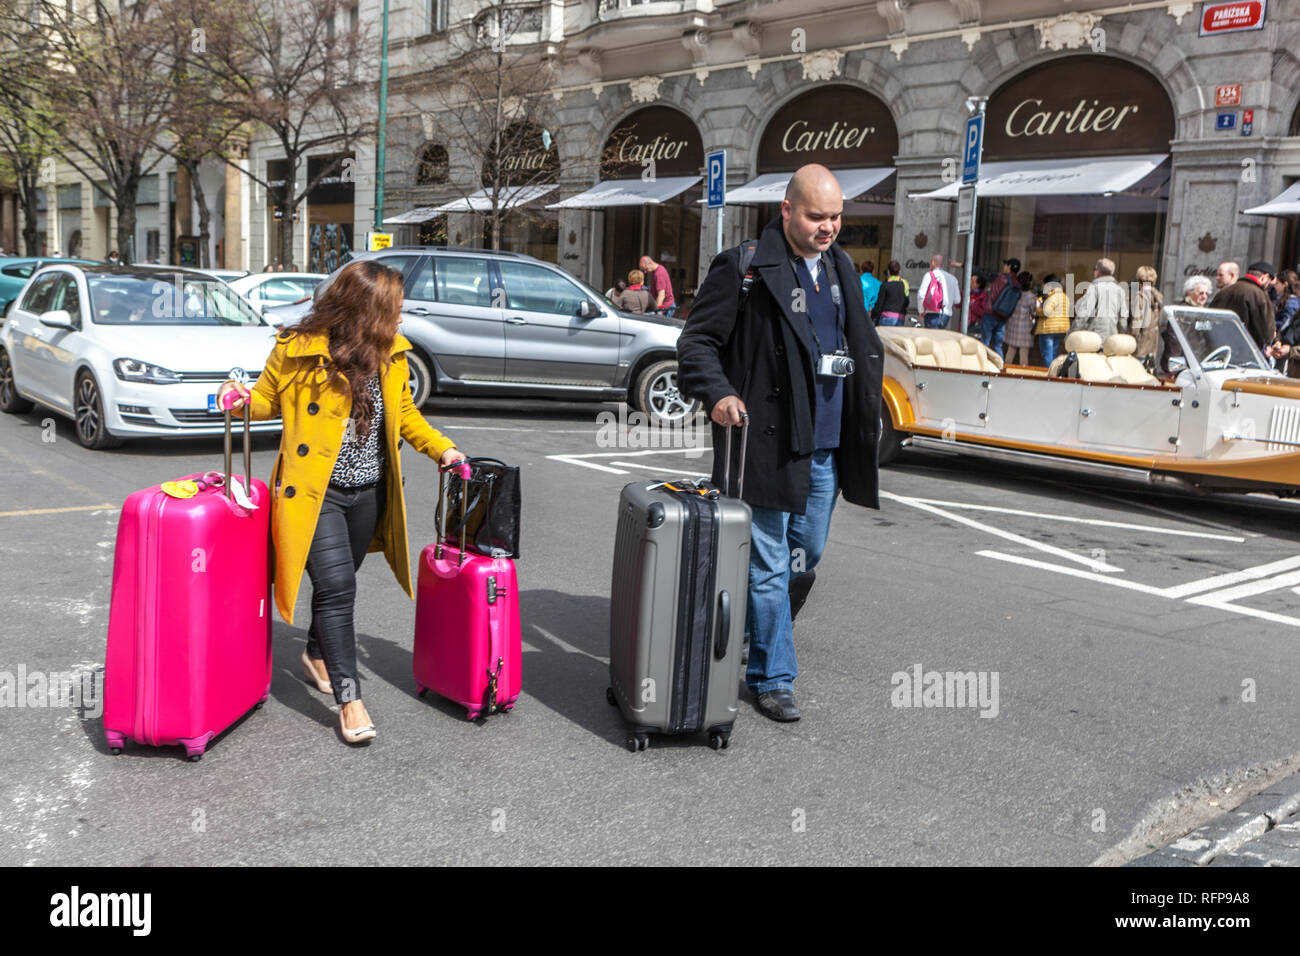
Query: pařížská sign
1199 0 1267 36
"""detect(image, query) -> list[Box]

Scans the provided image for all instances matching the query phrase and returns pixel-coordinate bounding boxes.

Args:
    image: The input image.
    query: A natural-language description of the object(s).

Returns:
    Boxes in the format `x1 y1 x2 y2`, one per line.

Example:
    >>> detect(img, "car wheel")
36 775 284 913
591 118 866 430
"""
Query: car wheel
878 413 902 466
73 371 122 450
634 360 699 427
0 348 34 414
406 350 433 409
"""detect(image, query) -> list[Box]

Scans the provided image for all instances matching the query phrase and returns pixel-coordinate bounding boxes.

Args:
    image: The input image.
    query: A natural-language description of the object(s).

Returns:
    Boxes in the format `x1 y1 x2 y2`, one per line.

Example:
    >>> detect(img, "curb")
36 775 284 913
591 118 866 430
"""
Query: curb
1126 771 1300 867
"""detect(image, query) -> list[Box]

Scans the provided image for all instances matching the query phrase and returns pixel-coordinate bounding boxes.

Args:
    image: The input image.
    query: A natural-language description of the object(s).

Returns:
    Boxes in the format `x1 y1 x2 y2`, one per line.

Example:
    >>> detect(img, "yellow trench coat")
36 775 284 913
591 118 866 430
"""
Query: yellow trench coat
247 329 456 625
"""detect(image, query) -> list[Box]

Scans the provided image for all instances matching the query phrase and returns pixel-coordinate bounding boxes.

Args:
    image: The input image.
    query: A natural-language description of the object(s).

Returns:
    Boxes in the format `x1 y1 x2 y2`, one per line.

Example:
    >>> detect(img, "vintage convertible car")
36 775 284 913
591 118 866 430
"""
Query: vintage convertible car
877 306 1300 495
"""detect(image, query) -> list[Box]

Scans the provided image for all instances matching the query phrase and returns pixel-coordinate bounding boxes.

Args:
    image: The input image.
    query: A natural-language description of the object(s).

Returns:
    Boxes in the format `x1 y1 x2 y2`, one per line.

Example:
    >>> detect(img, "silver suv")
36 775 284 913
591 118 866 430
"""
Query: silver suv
266 247 698 426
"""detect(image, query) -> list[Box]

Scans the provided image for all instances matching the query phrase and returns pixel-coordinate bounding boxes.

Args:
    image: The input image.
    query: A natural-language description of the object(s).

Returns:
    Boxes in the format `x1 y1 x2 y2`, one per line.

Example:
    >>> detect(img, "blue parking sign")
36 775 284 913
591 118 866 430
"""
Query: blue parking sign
962 115 983 185
706 150 725 208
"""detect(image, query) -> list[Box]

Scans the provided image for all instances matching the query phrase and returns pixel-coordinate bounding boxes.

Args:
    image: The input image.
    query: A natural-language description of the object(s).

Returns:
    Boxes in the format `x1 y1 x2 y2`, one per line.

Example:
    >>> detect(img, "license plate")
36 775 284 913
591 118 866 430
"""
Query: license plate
207 393 218 412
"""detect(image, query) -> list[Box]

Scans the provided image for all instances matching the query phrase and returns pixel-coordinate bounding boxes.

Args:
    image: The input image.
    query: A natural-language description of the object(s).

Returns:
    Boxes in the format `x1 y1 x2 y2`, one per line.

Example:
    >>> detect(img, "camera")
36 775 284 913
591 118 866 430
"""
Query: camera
817 350 855 377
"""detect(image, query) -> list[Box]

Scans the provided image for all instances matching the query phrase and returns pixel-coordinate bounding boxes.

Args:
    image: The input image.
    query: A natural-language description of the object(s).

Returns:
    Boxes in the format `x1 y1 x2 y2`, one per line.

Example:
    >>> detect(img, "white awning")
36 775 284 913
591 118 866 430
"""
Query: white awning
723 167 895 205
382 206 441 225
1244 182 1300 217
546 176 700 209
433 184 558 213
910 154 1169 200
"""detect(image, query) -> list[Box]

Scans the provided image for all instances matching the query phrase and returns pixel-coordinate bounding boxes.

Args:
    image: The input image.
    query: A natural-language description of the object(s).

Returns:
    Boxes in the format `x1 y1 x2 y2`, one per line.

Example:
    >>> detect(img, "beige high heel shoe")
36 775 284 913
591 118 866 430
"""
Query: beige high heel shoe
301 651 333 695
339 703 376 744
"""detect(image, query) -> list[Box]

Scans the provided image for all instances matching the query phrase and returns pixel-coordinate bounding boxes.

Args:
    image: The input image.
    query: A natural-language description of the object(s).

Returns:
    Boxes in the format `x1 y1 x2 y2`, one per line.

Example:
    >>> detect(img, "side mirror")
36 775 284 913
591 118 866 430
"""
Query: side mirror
39 309 74 329
1167 356 1188 373
577 300 600 319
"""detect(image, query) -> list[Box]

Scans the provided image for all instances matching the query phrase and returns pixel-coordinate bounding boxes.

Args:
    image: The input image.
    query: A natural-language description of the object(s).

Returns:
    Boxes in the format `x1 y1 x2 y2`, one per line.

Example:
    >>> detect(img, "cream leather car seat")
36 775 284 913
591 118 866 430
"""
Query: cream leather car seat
932 337 964 369
959 336 1001 373
913 336 939 367
1103 334 1158 384
1049 330 1108 380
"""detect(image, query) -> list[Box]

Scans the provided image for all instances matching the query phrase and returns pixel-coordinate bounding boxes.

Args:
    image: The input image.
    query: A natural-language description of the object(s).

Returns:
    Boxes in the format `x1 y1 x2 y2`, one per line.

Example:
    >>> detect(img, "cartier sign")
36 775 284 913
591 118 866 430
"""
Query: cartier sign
483 121 559 187
759 86 897 170
602 106 703 178
983 57 1173 161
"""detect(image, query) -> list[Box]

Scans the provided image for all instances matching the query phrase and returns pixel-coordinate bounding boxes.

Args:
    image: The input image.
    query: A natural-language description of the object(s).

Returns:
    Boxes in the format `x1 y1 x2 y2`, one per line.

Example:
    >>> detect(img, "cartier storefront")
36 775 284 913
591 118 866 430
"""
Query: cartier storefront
918 56 1174 285
729 85 899 273
549 106 704 301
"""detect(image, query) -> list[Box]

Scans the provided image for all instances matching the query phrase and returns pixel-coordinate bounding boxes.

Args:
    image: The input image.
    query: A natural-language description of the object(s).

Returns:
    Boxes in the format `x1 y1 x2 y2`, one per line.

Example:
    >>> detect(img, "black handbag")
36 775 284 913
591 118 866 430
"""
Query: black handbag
436 457 521 559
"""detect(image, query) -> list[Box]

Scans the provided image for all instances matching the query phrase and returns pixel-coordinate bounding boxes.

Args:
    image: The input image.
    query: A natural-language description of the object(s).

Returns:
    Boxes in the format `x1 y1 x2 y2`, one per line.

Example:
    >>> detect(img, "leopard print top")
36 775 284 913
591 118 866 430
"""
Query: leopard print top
329 374 385 488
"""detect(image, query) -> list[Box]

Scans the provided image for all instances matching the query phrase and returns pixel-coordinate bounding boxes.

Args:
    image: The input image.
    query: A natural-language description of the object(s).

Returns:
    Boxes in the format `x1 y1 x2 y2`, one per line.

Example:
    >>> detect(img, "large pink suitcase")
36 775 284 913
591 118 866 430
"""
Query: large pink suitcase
413 463 521 720
103 407 272 761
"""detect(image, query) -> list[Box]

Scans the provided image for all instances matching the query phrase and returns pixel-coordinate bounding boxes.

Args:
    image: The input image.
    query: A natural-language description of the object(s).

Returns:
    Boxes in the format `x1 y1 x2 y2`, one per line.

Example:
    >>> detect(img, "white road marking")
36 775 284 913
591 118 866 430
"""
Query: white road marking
977 550 1300 628
974 551 1166 595
532 625 608 664
882 491 1125 573
1161 555 1300 598
546 445 712 476
1060 482 1254 537
610 463 711 477
900 497 1245 542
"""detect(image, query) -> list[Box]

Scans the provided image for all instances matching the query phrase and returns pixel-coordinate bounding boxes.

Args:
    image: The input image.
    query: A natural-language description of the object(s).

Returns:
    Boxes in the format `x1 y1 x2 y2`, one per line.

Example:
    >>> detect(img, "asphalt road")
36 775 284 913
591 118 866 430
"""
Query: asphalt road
3 395 1300 865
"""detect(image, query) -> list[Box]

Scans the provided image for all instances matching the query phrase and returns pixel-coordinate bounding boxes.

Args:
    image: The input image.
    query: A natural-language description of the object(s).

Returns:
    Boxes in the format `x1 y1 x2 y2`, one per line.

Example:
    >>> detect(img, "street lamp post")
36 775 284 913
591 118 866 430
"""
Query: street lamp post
373 0 391 232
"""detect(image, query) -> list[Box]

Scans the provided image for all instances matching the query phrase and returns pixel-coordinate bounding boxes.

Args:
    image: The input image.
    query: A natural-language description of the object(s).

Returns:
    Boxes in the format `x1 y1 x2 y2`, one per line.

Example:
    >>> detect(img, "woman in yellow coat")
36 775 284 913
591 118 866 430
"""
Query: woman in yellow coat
1034 274 1071 368
218 260 466 744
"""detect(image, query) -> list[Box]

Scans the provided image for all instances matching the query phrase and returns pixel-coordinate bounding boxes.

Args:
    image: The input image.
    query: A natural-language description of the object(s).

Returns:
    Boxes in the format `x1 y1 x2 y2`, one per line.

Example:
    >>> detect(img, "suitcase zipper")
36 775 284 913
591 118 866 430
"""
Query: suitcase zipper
669 495 698 733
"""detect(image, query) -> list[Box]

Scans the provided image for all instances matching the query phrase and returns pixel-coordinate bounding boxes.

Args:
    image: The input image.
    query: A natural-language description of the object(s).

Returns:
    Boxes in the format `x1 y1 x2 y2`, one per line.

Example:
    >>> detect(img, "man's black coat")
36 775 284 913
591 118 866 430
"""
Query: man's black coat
677 217 884 515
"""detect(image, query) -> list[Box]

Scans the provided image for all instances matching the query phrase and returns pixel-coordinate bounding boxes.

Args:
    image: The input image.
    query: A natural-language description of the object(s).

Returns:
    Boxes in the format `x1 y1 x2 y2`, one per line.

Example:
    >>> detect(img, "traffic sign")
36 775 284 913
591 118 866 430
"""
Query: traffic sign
962 115 983 185
706 150 726 209
366 231 393 251
957 186 975 234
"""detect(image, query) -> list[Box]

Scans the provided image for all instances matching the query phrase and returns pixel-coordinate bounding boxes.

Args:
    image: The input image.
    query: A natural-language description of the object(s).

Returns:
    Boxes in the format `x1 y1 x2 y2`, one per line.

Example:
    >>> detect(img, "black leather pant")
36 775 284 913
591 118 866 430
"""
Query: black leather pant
304 481 385 705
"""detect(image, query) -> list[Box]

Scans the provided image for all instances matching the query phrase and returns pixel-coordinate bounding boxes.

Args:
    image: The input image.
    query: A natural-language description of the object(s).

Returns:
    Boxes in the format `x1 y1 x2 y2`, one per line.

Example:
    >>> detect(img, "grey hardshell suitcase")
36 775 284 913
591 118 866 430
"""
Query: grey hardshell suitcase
606 419 751 752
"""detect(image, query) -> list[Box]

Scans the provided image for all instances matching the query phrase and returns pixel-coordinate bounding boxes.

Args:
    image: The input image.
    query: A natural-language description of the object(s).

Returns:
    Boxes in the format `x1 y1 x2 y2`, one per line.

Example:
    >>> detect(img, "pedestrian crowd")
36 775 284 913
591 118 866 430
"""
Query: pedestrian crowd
607 254 678 317
857 252 1299 377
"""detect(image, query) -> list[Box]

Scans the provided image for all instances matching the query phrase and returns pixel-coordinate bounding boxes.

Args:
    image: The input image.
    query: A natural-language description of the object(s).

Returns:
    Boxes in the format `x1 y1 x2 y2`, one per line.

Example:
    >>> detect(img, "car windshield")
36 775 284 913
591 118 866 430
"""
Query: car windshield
1167 307 1267 371
89 274 264 326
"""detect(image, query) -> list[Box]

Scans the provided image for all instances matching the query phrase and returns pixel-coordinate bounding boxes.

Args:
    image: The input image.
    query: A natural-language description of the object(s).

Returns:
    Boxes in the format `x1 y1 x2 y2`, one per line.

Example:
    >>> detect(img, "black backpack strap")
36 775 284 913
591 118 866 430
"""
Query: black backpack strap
736 239 759 310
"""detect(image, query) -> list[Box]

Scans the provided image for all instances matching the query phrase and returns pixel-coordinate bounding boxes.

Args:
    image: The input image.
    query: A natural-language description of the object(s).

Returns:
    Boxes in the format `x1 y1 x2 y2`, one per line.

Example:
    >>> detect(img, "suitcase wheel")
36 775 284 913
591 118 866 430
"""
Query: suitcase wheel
105 730 125 756
605 687 617 707
708 731 731 751
416 684 427 698
109 747 123 756
187 753 203 763
626 731 650 753
466 710 479 722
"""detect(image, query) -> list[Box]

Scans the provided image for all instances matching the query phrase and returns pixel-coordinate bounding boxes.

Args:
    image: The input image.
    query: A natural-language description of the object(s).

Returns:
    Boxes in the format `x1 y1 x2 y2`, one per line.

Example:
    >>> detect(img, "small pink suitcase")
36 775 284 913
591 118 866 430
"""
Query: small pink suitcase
103 406 272 761
413 463 521 720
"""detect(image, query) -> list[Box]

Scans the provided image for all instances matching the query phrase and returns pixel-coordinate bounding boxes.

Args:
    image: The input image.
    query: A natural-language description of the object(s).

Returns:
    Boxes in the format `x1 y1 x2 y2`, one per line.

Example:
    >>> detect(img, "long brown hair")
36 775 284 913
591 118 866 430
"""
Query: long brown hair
286 259 404 440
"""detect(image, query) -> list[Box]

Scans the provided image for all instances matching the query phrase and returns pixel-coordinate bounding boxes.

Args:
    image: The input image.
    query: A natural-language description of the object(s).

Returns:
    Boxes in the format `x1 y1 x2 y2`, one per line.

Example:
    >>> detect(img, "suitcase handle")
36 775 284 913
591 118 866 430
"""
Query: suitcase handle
436 459 472 564
221 391 252 503
714 589 731 661
721 413 748 498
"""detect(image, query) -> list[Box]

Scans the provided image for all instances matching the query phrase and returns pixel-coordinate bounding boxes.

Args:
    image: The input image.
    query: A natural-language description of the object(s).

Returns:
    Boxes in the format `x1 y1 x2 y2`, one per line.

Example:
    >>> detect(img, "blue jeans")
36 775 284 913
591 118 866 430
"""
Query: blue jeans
924 312 949 329
657 305 678 318
1037 333 1065 367
980 316 1005 353
745 449 839 694
878 313 903 326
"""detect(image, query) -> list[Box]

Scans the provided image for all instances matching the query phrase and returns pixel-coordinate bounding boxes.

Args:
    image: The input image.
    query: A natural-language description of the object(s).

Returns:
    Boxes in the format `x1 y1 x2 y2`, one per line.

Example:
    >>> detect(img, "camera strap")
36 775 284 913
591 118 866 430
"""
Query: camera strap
793 253 847 359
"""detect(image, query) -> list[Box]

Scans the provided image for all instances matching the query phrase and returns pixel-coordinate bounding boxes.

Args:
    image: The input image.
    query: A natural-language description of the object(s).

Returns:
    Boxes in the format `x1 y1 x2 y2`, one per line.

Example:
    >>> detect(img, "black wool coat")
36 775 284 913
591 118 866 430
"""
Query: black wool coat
1209 277 1277 350
676 218 884 515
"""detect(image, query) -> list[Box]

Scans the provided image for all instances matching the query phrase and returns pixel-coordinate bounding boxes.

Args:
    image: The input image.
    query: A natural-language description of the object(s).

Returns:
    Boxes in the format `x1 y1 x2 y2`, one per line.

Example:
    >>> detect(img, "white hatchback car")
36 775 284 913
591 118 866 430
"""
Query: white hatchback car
227 272 326 321
0 264 282 448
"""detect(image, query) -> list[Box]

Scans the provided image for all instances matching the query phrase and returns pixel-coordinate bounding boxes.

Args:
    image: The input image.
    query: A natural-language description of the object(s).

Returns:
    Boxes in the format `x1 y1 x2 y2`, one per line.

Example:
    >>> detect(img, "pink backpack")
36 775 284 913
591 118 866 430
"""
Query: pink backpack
922 272 944 312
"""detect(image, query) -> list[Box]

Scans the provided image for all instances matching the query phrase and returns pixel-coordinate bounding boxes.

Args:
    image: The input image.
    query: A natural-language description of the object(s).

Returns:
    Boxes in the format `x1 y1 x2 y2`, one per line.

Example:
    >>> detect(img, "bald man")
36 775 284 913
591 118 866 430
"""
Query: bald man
677 163 885 723
1216 261 1239 290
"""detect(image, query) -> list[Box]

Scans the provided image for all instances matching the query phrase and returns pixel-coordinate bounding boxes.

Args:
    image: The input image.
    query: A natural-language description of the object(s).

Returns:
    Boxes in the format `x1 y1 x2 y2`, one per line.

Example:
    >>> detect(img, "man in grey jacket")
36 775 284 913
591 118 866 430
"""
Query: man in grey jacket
1072 258 1129 340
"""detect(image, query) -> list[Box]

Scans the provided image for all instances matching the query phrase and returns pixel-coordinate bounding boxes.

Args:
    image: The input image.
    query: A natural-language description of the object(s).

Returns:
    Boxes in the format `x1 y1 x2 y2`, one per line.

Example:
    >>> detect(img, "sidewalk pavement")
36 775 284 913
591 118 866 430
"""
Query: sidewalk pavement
1127 771 1300 867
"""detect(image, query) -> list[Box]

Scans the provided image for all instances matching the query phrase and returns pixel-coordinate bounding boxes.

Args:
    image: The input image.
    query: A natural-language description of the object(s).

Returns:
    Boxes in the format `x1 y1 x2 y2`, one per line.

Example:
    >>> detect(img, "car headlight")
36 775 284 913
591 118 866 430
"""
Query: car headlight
113 358 181 384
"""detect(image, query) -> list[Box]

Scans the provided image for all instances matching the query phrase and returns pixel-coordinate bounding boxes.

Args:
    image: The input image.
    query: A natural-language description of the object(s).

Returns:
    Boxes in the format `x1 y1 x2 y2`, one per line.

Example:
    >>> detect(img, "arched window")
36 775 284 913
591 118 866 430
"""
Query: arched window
416 144 449 185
